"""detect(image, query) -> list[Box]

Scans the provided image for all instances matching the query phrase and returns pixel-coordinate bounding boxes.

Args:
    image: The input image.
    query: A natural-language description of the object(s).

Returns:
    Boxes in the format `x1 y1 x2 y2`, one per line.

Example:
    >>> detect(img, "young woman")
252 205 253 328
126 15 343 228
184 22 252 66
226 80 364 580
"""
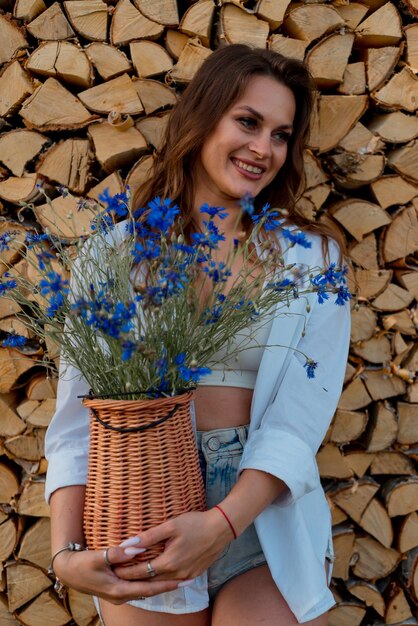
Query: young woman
45 45 350 625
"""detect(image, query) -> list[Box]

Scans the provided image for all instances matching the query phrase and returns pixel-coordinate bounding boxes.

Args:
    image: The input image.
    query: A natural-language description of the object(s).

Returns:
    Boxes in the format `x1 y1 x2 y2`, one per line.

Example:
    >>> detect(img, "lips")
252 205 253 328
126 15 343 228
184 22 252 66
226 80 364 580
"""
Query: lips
231 157 266 179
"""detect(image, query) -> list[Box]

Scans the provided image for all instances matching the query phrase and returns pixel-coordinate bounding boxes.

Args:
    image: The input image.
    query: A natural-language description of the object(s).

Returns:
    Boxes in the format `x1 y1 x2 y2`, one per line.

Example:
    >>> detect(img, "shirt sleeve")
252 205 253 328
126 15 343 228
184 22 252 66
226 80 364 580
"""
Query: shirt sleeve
239 242 351 506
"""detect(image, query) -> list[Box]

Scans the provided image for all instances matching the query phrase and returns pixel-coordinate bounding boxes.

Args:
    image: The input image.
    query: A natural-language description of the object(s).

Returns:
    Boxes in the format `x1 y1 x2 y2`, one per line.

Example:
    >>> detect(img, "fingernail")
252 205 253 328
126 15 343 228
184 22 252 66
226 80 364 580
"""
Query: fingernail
124 547 146 556
119 537 141 547
177 579 194 588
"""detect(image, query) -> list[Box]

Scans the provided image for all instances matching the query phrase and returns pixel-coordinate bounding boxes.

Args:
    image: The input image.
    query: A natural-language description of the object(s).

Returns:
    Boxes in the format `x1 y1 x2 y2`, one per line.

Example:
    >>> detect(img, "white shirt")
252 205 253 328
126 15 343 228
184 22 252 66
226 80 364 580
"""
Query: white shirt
45 225 350 623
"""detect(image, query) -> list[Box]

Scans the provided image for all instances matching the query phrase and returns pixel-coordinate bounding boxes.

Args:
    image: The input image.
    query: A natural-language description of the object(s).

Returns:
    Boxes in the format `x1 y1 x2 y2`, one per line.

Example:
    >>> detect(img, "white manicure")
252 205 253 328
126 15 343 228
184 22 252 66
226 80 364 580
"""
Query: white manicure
119 537 141 547
124 547 146 556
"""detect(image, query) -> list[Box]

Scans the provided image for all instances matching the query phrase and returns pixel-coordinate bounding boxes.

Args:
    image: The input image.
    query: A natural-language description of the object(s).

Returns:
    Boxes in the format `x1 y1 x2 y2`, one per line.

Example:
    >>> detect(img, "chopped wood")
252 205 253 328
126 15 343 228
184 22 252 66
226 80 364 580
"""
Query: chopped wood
365 46 401 92
359 497 393 548
345 451 376 478
332 525 355 580
87 171 123 203
372 284 414 312
85 42 131 81
255 0 290 29
371 177 418 210
336 3 369 29
26 41 93 88
364 402 398 452
0 130 49 178
110 0 164 46
6 563 51 612
17 589 70 626
0 396 25 437
338 122 384 154
37 138 92 195
398 512 418 553
179 0 215 47
0 348 36 393
383 311 416 336
17 517 50 569
317 443 354 479
0 463 19 502
0 594 19 624
384 583 413 624
134 78 176 115
369 111 418 144
0 14 28 66
33 194 95 239
17 480 49 517
283 4 344 42
308 96 368 154
349 234 378 270
306 33 354 88
13 0 46 22
355 2 402 47
330 478 380 523
27 2 75 40
4 431 44 462
268 34 308 61
88 121 148 173
384 206 418 265
0 519 17 562
165 29 189 60
401 547 418 604
330 410 368 444
363 369 406 401
79 74 144 115
397 403 418 445
389 141 418 184
373 68 418 113
328 602 367 626
398 271 418 300
345 579 385 616
125 154 155 200
0 60 34 118
370 451 415 476
352 334 391 364
383 478 418 517
338 377 372 411
330 502 348 525
328 152 385 189
130 41 173 78
169 37 212 83
26 399 56 427
303 184 330 213
338 62 366 95
0 173 39 204
136 112 170 151
64 0 108 41
304 151 329 188
352 536 400 580
220 4 269 48
20 77 98 132
134 0 179 27
405 24 418 73
331 199 391 242
67 589 97 626
355 269 392 300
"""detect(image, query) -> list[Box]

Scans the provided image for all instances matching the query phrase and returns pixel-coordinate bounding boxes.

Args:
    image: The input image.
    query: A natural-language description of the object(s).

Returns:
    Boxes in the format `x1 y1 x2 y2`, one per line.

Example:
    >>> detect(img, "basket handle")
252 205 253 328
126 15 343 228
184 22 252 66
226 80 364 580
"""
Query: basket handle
87 404 180 433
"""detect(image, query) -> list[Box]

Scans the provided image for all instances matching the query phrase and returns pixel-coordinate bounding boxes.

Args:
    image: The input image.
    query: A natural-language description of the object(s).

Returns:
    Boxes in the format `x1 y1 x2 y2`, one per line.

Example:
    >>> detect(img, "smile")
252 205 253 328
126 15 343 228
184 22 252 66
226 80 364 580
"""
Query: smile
231 158 266 179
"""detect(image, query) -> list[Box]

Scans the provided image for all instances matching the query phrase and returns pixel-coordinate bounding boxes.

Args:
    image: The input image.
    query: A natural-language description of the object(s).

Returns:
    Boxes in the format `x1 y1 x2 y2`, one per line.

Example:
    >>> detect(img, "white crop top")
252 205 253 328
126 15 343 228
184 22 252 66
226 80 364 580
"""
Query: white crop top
199 314 274 390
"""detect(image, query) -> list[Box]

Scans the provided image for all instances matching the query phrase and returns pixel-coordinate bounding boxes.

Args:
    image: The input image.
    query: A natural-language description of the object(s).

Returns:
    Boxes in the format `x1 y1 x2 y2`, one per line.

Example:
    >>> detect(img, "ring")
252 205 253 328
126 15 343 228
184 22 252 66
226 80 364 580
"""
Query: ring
103 548 112 568
136 596 146 600
146 561 156 578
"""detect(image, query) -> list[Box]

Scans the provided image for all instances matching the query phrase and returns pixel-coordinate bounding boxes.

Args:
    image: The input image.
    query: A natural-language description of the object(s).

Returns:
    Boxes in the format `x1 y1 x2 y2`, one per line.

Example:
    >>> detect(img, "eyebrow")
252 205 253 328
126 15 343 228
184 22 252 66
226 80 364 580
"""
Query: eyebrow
235 105 293 131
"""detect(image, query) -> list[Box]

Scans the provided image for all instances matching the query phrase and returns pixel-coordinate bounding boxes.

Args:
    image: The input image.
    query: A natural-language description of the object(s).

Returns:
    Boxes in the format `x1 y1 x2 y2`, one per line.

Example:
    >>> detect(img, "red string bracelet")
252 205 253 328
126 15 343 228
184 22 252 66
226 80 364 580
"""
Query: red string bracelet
213 504 238 540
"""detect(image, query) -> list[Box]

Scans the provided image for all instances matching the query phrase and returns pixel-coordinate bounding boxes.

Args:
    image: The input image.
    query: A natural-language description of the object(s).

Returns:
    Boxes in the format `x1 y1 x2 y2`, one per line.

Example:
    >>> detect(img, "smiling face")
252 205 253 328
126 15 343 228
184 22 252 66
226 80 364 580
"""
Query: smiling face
193 74 296 213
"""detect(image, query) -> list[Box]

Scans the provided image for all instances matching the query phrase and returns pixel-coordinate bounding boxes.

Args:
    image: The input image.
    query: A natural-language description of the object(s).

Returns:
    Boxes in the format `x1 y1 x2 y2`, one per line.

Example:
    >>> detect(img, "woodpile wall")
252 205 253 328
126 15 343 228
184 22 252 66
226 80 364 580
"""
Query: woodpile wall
0 0 417 624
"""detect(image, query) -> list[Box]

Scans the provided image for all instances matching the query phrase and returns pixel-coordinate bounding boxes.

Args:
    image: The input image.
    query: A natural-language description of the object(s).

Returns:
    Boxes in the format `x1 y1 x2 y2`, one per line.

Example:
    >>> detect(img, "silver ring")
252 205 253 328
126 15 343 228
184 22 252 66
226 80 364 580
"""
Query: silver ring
103 548 112 567
146 561 156 578
136 596 146 600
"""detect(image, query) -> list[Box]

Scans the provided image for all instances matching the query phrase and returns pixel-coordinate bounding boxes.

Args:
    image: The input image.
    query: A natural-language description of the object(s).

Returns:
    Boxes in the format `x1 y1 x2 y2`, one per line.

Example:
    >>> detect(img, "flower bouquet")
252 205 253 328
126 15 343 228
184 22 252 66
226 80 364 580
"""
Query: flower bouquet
0 187 350 557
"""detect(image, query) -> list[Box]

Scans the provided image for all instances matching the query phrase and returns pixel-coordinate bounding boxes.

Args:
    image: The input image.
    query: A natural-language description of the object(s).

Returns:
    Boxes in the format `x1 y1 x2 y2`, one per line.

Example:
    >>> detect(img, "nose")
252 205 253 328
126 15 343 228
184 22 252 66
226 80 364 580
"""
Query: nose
248 131 272 159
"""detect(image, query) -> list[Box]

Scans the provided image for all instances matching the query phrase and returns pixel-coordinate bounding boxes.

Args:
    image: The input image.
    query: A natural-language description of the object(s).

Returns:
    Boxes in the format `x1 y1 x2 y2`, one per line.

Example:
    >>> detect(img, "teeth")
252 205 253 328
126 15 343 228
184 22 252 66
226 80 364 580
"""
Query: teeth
235 159 263 174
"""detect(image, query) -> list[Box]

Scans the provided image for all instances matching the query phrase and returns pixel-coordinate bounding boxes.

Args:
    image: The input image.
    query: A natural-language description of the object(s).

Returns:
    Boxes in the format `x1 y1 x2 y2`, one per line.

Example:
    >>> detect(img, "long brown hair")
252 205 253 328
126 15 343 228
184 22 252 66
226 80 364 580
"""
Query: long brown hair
134 44 345 256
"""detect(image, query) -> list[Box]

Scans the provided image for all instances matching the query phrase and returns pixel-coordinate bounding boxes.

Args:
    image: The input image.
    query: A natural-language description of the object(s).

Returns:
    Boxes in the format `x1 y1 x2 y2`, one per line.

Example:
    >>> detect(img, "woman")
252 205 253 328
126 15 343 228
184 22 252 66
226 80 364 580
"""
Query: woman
45 45 350 625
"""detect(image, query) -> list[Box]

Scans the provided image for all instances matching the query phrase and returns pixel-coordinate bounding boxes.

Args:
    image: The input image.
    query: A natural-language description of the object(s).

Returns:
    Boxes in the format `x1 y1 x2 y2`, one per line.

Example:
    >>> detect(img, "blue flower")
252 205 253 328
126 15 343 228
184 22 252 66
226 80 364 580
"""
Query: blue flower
36 251 54 270
2 333 27 348
191 221 225 249
199 204 228 220
0 279 17 295
0 232 14 251
145 197 179 233
281 228 312 249
175 352 211 383
71 295 136 338
121 340 137 361
57 185 69 197
304 358 318 379
39 272 69 296
91 212 114 234
133 239 161 262
46 292 65 317
335 285 351 306
240 193 254 215
315 285 330 304
252 204 282 231
203 261 231 283
267 278 295 292
203 304 223 324
98 188 129 218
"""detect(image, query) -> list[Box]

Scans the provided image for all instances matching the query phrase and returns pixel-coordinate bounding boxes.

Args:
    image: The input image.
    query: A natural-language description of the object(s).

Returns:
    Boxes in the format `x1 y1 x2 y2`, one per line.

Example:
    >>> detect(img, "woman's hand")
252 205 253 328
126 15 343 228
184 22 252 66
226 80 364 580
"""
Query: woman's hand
52 546 180 604
113 509 234 582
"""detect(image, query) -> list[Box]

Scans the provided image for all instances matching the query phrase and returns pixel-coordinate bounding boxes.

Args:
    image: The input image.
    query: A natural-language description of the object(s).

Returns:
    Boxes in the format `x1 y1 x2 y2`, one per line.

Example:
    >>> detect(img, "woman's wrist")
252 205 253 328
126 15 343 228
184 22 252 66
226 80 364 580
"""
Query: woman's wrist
206 507 236 543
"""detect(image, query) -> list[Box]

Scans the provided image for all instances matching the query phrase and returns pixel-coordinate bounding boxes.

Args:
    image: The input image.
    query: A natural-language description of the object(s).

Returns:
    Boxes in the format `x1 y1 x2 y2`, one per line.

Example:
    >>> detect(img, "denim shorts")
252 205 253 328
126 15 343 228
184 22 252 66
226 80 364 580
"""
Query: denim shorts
197 424 267 598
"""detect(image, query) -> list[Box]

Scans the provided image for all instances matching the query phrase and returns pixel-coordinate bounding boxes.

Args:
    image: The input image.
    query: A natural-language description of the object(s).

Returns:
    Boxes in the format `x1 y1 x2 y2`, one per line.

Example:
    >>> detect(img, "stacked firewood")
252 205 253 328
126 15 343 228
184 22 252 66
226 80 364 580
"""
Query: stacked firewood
0 0 417 623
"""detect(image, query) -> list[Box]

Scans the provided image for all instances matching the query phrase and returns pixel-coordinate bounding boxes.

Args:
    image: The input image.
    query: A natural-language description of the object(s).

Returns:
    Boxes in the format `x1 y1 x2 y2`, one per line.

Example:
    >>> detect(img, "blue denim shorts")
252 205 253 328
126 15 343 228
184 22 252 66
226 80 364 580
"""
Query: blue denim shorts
197 425 267 598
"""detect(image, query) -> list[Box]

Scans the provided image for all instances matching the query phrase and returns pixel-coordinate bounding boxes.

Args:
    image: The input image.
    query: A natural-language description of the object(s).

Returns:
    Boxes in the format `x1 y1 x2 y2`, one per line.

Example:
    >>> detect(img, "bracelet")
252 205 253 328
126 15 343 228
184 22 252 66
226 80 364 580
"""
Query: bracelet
48 542 86 599
213 505 238 540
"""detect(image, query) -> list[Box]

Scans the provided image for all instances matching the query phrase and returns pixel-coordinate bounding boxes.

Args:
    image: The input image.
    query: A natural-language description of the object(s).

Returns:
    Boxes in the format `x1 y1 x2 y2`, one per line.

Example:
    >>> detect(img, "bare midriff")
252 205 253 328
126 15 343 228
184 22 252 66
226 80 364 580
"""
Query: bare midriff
194 385 253 431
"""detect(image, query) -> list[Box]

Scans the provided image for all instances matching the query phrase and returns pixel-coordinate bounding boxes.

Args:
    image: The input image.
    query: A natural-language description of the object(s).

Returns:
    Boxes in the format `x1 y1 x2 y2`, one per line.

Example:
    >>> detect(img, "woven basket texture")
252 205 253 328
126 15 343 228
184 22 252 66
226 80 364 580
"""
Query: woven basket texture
83 391 206 560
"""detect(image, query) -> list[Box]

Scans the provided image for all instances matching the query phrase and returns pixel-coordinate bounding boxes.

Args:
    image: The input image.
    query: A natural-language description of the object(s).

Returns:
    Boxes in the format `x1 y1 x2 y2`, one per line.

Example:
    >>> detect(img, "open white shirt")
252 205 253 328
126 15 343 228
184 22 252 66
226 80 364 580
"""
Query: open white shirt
45 224 350 623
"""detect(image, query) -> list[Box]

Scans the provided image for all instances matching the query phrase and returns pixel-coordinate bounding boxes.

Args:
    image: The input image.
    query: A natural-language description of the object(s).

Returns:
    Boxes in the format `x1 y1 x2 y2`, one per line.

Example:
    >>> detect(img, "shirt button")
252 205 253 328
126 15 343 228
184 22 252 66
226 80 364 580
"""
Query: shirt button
207 437 220 451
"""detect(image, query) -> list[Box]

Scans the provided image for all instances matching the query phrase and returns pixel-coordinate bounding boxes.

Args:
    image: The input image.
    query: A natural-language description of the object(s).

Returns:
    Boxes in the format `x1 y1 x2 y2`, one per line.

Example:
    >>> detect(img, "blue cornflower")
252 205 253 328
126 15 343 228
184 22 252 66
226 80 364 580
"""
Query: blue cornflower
173 242 196 255
192 221 225 249
240 193 254 215
203 304 223 324
36 251 54 271
0 232 14 251
282 228 312 249
121 340 137 361
46 292 65 317
57 185 69 197
335 285 351 306
133 239 161 262
145 197 179 233
2 333 27 348
315 285 330 304
203 261 231 283
252 204 282 231
199 204 228 220
267 278 295 292
39 272 69 296
175 353 211 383
98 188 129 218
25 232 50 247
0 279 17 295
304 359 318 379
91 212 114 234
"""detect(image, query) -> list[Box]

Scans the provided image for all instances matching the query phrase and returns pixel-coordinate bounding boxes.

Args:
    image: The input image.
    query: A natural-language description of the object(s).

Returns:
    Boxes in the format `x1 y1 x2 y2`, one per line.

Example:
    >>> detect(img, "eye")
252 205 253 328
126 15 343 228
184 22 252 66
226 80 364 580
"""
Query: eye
272 130 292 143
238 117 257 130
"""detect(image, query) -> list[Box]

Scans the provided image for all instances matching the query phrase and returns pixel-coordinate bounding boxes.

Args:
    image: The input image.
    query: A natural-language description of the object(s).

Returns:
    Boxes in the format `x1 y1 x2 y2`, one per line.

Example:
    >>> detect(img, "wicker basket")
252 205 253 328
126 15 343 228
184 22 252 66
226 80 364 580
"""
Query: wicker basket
82 391 206 560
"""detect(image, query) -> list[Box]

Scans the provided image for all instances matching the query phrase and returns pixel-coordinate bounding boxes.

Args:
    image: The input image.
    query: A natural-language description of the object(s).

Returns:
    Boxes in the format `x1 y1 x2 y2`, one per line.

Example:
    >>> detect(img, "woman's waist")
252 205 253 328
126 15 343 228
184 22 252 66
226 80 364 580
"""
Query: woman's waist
194 385 253 431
